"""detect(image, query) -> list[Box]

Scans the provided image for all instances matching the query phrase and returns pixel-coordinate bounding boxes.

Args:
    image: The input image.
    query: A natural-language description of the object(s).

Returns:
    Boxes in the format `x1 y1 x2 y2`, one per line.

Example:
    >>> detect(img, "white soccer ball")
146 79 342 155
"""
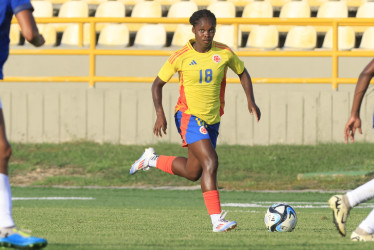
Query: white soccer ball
264 203 297 232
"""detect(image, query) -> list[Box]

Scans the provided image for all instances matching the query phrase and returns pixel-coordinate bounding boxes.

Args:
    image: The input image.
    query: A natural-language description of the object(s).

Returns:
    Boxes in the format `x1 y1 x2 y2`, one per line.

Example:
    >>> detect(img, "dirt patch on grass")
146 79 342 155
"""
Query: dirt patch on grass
10 167 86 186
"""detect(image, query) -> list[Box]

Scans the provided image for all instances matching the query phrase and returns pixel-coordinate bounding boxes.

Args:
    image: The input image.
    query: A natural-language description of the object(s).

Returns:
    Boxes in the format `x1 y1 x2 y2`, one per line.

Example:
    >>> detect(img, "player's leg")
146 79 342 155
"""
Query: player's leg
0 105 47 249
329 179 374 237
188 139 236 232
347 179 374 241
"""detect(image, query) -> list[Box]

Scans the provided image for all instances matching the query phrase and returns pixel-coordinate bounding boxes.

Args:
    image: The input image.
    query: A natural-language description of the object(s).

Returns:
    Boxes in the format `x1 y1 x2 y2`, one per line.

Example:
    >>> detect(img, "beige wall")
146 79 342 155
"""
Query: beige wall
1 55 374 145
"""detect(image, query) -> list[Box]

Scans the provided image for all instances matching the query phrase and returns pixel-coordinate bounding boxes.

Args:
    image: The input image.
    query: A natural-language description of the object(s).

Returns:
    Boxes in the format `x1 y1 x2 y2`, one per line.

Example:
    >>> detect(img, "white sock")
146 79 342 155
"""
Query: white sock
346 179 374 207
210 214 221 226
0 174 15 228
148 155 159 168
358 209 374 234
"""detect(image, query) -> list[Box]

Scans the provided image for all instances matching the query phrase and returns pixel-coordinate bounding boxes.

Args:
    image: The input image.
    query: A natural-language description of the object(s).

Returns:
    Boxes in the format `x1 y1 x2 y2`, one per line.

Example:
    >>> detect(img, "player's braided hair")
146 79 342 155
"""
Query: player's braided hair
189 9 216 27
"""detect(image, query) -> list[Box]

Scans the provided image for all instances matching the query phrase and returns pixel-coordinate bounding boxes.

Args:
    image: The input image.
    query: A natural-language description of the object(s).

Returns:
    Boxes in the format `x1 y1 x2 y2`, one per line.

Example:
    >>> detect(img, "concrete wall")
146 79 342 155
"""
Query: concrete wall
1 55 374 145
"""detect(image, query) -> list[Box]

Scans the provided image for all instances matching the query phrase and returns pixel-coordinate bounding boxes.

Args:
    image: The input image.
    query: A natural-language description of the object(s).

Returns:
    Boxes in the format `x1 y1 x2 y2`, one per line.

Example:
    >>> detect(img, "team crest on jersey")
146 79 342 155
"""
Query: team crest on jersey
200 126 208 135
212 54 221 63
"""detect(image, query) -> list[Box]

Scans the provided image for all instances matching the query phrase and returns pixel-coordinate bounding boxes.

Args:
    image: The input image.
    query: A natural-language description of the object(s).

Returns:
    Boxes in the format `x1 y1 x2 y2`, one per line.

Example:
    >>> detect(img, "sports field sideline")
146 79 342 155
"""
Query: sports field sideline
10 186 374 250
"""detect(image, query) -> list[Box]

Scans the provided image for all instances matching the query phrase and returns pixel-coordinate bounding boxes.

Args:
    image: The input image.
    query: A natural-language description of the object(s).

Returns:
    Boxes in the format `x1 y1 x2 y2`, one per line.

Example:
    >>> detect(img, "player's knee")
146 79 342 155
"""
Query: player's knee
188 172 202 182
203 157 218 176
0 142 12 161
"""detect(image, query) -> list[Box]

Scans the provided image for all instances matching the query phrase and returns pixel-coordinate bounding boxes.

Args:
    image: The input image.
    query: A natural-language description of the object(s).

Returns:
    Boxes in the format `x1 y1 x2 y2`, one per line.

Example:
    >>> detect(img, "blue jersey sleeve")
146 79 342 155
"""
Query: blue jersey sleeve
11 0 33 15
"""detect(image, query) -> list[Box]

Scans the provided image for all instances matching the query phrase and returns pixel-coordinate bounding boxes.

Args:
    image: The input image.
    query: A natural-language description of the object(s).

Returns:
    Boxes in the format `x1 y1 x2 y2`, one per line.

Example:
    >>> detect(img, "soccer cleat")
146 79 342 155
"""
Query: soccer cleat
328 195 350 236
351 231 374 242
0 228 47 249
130 148 156 175
212 211 237 232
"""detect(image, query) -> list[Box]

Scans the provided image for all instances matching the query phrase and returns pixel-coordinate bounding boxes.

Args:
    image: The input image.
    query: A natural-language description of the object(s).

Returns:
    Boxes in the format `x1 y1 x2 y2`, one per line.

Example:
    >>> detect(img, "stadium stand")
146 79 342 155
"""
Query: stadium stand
283 26 317 50
240 0 273 32
170 24 194 47
245 25 279 50
31 0 54 18
165 1 198 32
358 27 374 50
133 24 166 48
321 26 355 51
214 25 238 48
128 1 162 32
154 0 181 8
54 1 89 32
354 2 374 32
95 1 126 31
207 1 236 18
97 24 130 47
226 0 253 8
60 23 91 46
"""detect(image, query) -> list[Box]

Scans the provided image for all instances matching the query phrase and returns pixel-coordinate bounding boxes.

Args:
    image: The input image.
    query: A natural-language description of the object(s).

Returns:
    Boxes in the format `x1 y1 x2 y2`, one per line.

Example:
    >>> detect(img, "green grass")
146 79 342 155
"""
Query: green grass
10 187 374 250
9 142 374 190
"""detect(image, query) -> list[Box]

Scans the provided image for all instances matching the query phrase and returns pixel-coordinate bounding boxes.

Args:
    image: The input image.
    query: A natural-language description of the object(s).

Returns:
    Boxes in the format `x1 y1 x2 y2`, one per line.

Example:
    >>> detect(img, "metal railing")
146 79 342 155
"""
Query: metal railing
7 17 374 89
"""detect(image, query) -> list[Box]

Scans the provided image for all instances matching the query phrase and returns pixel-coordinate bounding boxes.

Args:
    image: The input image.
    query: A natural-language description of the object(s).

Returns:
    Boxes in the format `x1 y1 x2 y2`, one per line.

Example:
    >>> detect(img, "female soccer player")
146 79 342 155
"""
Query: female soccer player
0 0 47 248
130 9 261 232
329 58 374 241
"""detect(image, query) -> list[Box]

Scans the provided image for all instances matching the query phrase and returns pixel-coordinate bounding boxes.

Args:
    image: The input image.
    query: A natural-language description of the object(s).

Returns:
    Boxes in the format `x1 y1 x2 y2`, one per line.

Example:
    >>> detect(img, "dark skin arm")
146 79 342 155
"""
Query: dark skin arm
15 9 44 47
238 68 261 121
152 76 168 137
344 58 374 143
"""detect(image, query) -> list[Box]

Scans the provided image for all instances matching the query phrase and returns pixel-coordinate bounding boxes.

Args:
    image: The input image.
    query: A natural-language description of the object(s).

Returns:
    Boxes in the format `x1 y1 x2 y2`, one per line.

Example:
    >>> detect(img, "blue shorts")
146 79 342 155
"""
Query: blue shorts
174 110 220 148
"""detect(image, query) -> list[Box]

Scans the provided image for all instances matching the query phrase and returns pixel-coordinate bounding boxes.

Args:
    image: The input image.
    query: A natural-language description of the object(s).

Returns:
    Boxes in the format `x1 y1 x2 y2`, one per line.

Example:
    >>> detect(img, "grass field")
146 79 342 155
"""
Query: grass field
6 142 374 249
11 187 374 250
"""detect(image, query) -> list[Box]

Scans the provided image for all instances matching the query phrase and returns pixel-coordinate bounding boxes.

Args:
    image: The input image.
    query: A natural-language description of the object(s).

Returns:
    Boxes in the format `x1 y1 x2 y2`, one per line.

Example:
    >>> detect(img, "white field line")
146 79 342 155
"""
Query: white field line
222 202 374 209
12 197 95 200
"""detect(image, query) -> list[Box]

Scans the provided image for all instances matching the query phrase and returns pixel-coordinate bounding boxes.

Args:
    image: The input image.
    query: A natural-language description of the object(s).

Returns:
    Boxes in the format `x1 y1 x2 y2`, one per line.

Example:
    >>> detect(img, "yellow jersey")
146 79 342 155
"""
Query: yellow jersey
158 39 245 125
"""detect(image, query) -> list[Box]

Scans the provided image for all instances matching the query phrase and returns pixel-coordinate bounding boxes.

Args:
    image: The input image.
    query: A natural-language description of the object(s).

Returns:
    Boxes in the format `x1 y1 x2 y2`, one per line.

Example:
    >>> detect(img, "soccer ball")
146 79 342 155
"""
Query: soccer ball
264 203 297 232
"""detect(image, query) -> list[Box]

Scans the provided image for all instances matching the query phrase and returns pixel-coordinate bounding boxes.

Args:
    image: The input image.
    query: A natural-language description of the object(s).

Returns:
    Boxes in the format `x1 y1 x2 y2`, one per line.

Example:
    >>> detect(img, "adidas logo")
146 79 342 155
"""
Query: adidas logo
189 60 197 65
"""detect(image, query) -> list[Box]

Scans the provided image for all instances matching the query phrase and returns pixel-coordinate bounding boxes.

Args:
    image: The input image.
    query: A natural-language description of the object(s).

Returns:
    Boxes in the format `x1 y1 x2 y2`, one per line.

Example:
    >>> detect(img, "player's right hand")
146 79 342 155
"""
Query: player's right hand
153 115 167 137
344 116 362 144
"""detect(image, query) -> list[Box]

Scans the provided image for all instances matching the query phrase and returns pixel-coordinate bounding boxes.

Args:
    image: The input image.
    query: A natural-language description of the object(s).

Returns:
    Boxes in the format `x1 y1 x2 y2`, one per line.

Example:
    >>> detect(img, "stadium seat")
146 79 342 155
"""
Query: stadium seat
316 1 348 32
226 0 253 8
128 1 162 32
355 2 374 32
95 1 126 31
154 0 181 7
97 24 129 47
133 24 166 48
358 27 374 50
307 0 327 8
214 25 240 48
165 1 198 32
47 0 70 4
321 27 355 51
31 0 53 18
60 23 91 47
171 24 194 47
270 0 291 9
9 24 20 46
245 25 279 50
82 0 108 5
279 1 311 18
190 0 217 7
241 0 273 32
317 1 348 18
283 26 317 50
207 1 236 18
54 1 89 32
278 0 311 32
